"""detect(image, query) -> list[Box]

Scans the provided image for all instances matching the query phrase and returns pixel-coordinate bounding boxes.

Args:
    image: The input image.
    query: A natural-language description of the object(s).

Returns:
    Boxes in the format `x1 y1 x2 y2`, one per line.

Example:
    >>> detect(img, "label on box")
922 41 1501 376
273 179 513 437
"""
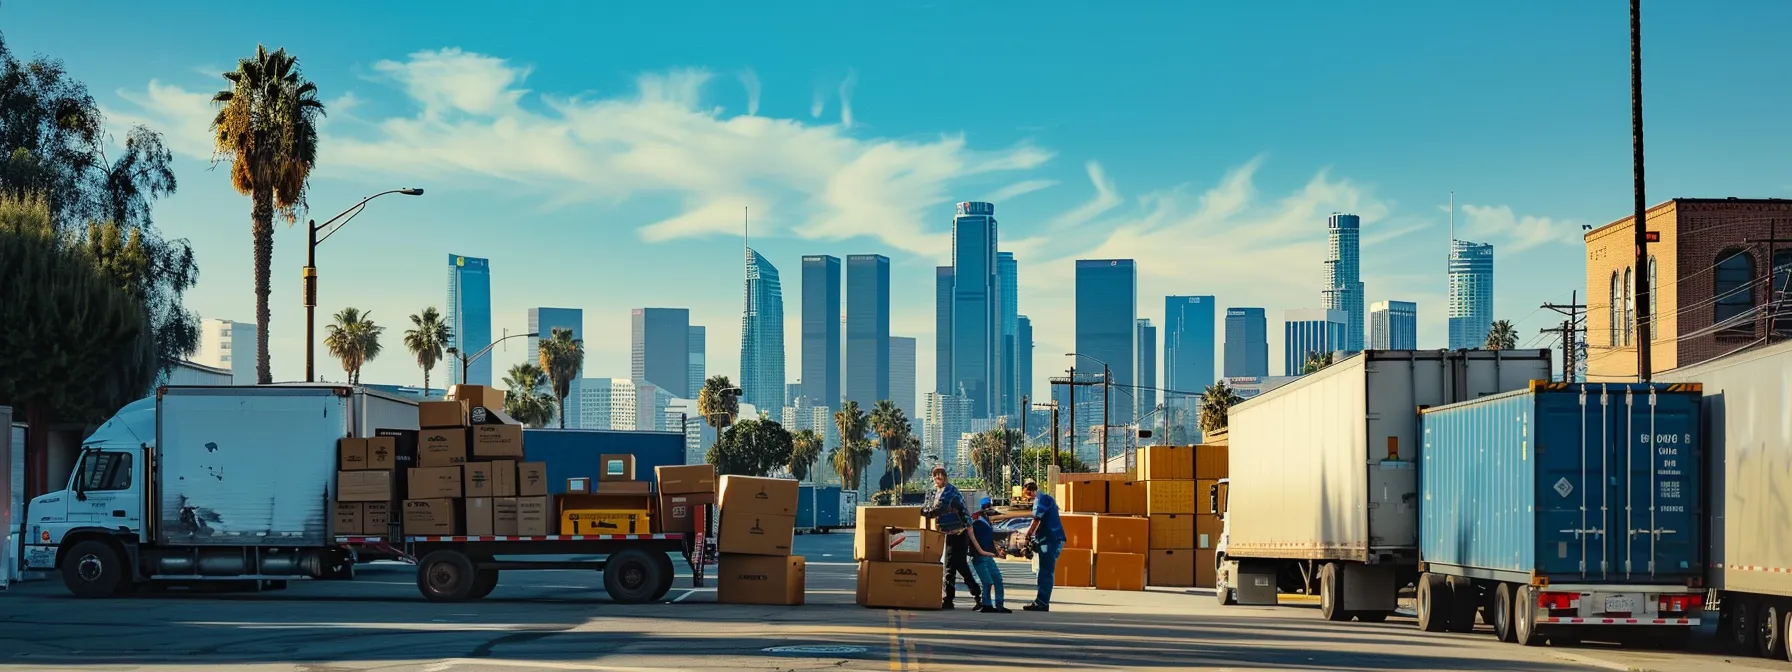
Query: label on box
364 501 391 533
365 437 397 470
493 497 519 536
418 430 468 467
338 438 368 470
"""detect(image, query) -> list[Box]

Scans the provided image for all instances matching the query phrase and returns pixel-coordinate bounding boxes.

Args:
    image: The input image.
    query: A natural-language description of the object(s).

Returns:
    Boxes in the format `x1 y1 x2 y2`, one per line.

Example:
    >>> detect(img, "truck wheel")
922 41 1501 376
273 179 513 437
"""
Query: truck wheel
1445 575 1478 633
650 553 676 601
1782 609 1792 662
1417 573 1448 632
1513 586 1543 646
1319 563 1350 622
604 548 664 604
1731 597 1762 656
1215 558 1237 606
416 550 478 603
1491 583 1517 643
61 540 128 598
470 570 499 600
1762 601 1787 659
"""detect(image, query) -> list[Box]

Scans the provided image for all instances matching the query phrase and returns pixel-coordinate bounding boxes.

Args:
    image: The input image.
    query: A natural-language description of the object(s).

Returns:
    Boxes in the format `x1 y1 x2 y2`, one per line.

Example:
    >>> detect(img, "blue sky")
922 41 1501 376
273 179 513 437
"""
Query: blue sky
9 0 1792 393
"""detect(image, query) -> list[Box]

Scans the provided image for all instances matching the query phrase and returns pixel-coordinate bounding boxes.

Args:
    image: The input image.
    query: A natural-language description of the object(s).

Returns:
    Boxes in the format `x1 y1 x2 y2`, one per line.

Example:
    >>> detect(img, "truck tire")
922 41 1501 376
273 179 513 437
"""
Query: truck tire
650 553 676 601
1445 575 1478 633
1762 601 1787 659
1731 596 1762 656
1215 558 1237 606
416 550 478 603
61 540 128 598
604 548 664 604
1319 563 1350 622
1513 585 1543 646
1492 583 1517 643
1417 573 1448 632
470 570 499 600
1782 609 1792 662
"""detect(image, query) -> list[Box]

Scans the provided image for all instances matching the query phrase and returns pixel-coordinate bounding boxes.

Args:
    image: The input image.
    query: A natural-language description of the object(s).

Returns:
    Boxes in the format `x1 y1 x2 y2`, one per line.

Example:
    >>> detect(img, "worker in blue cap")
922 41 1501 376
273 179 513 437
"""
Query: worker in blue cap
966 496 1010 613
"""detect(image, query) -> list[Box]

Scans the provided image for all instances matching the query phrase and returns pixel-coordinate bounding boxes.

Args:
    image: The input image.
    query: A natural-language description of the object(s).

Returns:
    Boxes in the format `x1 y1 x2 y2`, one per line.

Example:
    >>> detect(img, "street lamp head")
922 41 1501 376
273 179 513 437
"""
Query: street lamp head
399 187 425 196
525 331 540 337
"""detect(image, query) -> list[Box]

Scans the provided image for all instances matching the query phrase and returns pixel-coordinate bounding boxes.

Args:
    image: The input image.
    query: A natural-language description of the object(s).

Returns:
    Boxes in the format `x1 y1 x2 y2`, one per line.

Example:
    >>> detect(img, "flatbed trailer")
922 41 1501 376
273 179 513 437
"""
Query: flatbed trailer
335 525 709 603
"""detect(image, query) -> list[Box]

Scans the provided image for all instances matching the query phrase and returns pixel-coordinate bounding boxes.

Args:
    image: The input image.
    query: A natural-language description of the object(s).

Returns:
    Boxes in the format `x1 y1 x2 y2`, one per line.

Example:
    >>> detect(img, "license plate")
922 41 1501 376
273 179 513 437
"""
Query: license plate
1604 595 1635 614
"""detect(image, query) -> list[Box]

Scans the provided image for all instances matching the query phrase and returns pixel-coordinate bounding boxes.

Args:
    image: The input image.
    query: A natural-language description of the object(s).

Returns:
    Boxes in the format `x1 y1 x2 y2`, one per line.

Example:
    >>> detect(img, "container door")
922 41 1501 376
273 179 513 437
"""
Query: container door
1615 388 1702 580
1535 388 1608 579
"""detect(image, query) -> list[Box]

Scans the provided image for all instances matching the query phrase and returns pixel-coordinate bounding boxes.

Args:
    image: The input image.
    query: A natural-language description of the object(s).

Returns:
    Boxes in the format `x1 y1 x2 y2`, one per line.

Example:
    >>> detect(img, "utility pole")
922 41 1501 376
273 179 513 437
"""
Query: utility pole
1067 366 1075 468
1050 369 1105 471
1101 361 1111 473
1630 0 1653 381
1542 291 1587 382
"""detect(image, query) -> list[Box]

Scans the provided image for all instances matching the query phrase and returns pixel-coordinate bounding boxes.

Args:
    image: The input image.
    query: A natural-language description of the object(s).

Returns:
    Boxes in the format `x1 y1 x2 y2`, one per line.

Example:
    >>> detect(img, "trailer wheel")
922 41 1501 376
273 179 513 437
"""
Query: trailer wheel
650 553 676 601
1762 601 1786 659
1417 573 1448 632
604 548 664 604
1781 609 1792 662
416 550 478 603
61 540 128 598
1491 583 1517 643
1445 575 1478 633
1319 563 1350 622
1513 585 1543 646
470 570 499 600
1730 596 1762 656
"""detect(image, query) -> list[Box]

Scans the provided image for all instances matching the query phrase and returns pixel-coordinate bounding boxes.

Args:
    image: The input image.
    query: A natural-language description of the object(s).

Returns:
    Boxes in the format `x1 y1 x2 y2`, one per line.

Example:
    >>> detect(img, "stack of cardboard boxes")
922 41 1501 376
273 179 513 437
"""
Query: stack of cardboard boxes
1136 445 1197 587
853 506 946 609
1192 443 1227 587
715 475 804 605
334 436 396 533
405 385 549 536
1048 473 1149 592
654 464 716 535
559 454 657 534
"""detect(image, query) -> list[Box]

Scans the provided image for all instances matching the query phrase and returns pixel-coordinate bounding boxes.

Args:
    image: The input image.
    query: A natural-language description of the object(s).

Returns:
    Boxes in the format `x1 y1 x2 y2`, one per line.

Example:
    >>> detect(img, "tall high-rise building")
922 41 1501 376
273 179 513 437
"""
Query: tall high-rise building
191 318 257 384
631 308 690 398
1448 240 1496 349
1323 213 1366 354
528 307 584 427
785 383 803 408
997 251 1019 417
740 248 786 411
1075 259 1138 433
800 255 842 406
688 325 706 395
578 378 669 431
923 392 973 476
950 202 1000 417
1135 319 1157 421
845 254 890 410
446 254 493 386
934 266 955 395
1164 296 1216 396
1370 301 1418 350
890 336 917 420
1284 308 1348 375
1223 307 1269 378
1016 315 1034 407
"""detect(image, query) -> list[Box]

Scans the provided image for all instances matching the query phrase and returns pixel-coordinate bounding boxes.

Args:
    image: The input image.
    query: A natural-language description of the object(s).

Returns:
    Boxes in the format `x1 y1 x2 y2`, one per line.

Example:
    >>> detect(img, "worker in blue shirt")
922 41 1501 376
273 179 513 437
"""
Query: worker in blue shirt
1021 479 1066 612
967 497 1010 613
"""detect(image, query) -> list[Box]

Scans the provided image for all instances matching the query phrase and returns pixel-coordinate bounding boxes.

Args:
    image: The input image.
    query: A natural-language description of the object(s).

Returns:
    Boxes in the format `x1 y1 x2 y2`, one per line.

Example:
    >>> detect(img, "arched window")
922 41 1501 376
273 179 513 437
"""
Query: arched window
1648 256 1658 331
1714 249 1756 328
1610 272 1622 346
1622 268 1634 345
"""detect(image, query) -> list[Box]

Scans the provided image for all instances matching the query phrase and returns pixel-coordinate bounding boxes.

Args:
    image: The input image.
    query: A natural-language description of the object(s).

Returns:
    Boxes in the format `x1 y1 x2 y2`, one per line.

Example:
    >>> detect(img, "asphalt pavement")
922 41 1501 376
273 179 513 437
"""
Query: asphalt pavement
2 533 1789 671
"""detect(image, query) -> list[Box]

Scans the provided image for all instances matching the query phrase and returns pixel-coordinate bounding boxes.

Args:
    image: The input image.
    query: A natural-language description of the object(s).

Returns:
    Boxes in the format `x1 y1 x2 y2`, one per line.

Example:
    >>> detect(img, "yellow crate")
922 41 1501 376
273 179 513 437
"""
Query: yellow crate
560 509 651 535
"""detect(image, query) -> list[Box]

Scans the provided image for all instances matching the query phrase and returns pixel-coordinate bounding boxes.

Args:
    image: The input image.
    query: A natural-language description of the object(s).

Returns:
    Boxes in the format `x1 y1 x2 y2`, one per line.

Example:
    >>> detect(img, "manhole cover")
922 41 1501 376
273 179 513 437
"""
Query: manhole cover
762 645 869 655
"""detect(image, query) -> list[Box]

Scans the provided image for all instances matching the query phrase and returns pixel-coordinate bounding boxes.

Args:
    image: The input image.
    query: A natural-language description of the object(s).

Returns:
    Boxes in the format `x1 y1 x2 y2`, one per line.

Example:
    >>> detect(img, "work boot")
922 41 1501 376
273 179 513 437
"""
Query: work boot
1022 602 1049 612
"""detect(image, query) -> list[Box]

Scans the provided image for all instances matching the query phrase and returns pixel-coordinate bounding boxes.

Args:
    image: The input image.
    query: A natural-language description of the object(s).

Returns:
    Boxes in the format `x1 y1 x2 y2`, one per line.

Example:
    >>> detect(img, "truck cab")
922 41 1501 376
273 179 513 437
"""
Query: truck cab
21 397 154 593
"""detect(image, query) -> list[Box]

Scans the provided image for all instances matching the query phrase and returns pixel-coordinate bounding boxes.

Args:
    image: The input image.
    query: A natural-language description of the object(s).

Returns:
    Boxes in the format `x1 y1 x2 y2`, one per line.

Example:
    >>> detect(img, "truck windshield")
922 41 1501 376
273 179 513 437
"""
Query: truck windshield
77 451 132 491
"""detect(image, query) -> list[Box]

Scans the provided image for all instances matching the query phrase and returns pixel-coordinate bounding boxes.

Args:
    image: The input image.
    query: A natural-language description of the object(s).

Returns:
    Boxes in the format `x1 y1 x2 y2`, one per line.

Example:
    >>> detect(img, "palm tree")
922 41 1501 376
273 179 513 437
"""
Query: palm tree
697 375 741 440
403 307 451 394
869 399 907 482
833 401 873 491
501 363 555 428
323 307 382 384
789 429 824 482
1485 319 1519 350
536 327 584 429
1199 381 1244 433
211 45 325 385
890 432 922 488
1302 351 1336 375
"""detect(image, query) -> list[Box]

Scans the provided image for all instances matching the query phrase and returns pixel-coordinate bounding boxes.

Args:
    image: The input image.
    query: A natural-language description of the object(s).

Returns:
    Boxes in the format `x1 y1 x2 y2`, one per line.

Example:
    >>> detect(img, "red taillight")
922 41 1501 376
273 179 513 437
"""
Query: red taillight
1538 592 1579 610
1658 594 1703 613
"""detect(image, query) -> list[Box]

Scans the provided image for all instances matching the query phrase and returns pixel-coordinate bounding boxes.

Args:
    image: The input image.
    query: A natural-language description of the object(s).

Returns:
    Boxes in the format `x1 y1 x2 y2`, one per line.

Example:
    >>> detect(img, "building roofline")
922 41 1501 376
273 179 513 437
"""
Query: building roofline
1586 198 1792 237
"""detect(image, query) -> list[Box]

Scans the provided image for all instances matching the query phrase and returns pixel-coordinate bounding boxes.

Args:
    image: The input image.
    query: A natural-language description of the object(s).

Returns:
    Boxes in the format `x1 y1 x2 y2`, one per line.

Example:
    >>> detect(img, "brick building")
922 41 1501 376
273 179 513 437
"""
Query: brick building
1585 198 1792 381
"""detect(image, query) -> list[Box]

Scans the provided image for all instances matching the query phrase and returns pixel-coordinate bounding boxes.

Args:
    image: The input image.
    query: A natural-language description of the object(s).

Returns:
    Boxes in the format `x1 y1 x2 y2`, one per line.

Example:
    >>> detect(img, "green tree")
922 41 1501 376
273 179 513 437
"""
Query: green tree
889 432 921 488
501 362 555 428
831 400 874 491
697 375 740 440
404 307 451 394
1302 351 1336 375
1199 381 1244 433
789 428 824 481
870 399 910 485
707 417 795 477
322 307 382 385
1485 319 1518 350
1016 445 1089 486
210 45 325 385
535 327 584 429
970 426 1022 485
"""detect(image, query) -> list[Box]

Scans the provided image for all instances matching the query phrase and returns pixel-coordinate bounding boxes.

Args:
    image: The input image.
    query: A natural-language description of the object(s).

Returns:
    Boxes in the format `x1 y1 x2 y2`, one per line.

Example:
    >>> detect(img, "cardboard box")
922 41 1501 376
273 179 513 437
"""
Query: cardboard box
1062 479 1109 514
518 462 549 497
1196 513 1222 550
1194 444 1228 481
567 477 592 494
365 436 397 470
656 464 717 494
562 509 651 535
559 493 653 514
1054 548 1094 587
333 501 363 533
1107 481 1147 515
857 561 944 610
402 499 457 535
1196 479 1220 514
658 492 715 534
600 481 653 495
418 429 469 468
418 401 467 429
1095 552 1147 591
338 438 369 470
488 460 516 497
1060 514 1097 550
718 511 795 556
364 501 391 534
599 454 636 481
1195 548 1217 588
407 466 463 499
473 424 524 459
467 404 518 425
1149 514 1196 550
1137 445 1192 481
885 527 946 564
718 554 806 606
448 384 507 412
1148 549 1196 587
493 497 518 535
465 497 494 536
718 475 799 517
463 462 498 498
516 496 549 536
1145 480 1197 515
373 429 419 490
1057 472 1133 482
853 506 924 561
337 470 393 502
1093 515 1150 555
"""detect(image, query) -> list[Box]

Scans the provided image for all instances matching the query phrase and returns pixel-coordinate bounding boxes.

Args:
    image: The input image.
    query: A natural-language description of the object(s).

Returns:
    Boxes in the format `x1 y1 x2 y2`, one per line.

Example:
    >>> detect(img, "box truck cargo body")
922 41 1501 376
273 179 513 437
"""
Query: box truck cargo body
1214 349 1552 621
1416 382 1705 646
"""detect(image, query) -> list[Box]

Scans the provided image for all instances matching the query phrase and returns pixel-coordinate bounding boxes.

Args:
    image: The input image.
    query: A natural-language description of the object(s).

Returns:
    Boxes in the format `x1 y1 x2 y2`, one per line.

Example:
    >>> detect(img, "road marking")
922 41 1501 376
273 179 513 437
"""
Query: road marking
672 590 696 603
887 611 902 671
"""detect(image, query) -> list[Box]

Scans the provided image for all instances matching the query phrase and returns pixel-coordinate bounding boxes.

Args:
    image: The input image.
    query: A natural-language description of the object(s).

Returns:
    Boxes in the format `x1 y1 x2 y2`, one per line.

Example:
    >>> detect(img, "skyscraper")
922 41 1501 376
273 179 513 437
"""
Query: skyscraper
446 254 493 386
845 254 890 410
890 336 917 420
631 308 690 398
1163 296 1216 396
1323 213 1366 354
528 307 584 427
1075 259 1138 433
1448 240 1495 349
1135 319 1157 421
950 202 999 417
191 318 257 385
801 255 842 406
934 266 954 395
1284 308 1348 375
1370 301 1418 350
688 325 706 396
1223 307 1269 378
923 391 973 476
998 251 1019 417
740 249 786 411
1016 315 1034 408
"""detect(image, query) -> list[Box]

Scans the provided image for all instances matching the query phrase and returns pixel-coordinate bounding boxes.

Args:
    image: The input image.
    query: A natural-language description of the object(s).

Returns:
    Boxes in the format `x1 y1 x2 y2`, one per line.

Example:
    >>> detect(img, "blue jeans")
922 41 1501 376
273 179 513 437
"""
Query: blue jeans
1033 540 1061 607
971 556 1005 607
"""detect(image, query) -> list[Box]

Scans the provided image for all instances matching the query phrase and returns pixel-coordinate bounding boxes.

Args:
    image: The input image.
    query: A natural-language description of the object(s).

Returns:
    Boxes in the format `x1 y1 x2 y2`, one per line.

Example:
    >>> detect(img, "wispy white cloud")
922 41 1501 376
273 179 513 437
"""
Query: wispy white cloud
983 179 1057 204
738 69 761 116
1048 161 1121 229
838 69 857 129
809 81 827 118
1459 204 1582 251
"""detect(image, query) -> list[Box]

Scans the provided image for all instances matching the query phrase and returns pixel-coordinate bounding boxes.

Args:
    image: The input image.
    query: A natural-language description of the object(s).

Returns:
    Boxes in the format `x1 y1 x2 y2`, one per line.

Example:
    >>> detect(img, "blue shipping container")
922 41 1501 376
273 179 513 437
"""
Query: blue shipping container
1420 382 1703 585
796 485 843 529
520 429 688 495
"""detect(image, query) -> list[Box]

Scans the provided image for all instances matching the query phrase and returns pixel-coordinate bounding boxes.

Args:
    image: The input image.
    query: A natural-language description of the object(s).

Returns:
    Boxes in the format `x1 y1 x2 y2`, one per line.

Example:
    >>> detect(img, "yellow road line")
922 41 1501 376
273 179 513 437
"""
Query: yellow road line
887 610 901 671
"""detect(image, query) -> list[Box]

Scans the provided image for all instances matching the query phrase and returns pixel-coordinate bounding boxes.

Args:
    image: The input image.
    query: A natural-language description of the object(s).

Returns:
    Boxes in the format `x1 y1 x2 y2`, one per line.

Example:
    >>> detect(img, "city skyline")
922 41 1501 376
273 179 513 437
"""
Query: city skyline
799 254 842 407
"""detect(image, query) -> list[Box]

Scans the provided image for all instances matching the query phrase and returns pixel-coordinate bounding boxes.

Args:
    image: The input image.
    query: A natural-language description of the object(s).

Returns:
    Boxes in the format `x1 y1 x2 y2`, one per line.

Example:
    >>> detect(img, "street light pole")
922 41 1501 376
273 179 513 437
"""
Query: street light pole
448 331 537 384
304 187 425 382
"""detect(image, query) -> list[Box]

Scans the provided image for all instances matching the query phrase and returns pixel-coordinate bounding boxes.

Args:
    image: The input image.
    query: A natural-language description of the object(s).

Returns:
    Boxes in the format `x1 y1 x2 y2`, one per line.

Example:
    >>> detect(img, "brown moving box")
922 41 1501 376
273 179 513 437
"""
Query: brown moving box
884 527 946 563
1061 479 1109 514
1145 480 1196 515
1093 515 1150 555
488 460 517 497
599 454 636 481
718 511 795 556
717 554 806 606
493 497 519 535
1196 478 1220 514
418 429 469 468
333 501 363 533
418 401 467 429
717 475 799 517
364 501 391 534
857 561 944 610
1095 552 1147 591
854 506 923 561
473 424 524 459
465 497 495 536
1195 548 1218 588
1059 514 1097 550
1137 445 1193 481
518 462 549 497
464 462 499 498
1107 481 1147 515
337 470 393 502
448 384 507 412
1196 513 1222 550
516 496 549 536
1194 444 1228 480
1149 514 1196 549
1054 548 1094 587
403 499 457 535
566 477 592 494
658 493 716 534
1057 472 1132 482
1148 549 1196 587
656 464 717 494
338 438 369 470
407 466 463 499
365 436 396 470
600 481 654 495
